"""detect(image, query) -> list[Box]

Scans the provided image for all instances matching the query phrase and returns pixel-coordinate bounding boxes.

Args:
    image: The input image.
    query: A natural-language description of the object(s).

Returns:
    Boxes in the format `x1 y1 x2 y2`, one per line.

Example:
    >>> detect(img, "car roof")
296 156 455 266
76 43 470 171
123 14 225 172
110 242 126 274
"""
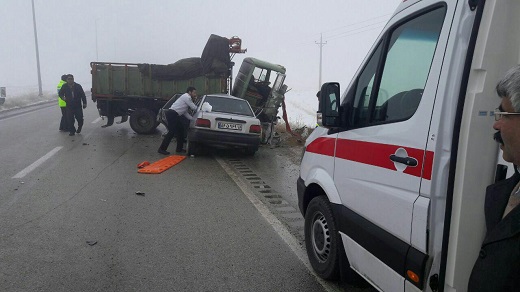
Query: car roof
203 94 245 101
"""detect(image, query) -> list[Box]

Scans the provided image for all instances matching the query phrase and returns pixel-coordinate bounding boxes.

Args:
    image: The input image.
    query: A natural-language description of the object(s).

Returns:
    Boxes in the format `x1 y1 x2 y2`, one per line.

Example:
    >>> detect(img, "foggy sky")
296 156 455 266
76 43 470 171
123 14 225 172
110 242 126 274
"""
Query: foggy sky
1 0 401 94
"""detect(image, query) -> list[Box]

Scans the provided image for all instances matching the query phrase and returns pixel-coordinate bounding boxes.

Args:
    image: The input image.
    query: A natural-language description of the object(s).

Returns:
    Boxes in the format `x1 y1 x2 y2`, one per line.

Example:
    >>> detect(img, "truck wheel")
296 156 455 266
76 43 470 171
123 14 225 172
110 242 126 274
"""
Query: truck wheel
130 108 158 134
305 196 341 280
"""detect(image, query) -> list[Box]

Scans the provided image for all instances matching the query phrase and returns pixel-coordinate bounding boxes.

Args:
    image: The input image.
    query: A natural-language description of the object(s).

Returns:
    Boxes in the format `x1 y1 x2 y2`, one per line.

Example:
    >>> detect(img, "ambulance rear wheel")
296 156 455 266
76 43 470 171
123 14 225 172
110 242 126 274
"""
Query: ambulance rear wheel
304 196 340 280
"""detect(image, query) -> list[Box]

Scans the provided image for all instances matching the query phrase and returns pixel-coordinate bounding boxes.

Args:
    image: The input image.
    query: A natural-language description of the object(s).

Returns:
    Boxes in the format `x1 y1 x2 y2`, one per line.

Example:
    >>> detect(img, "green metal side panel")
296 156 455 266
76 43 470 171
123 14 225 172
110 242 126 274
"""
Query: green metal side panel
91 62 228 101
112 66 126 95
127 67 143 96
95 66 110 95
156 80 173 99
206 77 227 94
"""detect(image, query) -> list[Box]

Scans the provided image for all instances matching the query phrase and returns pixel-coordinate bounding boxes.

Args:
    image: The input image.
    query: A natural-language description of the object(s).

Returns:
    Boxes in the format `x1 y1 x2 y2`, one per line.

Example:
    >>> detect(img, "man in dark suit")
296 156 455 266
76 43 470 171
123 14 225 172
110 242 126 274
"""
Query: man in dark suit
468 66 520 291
59 74 87 136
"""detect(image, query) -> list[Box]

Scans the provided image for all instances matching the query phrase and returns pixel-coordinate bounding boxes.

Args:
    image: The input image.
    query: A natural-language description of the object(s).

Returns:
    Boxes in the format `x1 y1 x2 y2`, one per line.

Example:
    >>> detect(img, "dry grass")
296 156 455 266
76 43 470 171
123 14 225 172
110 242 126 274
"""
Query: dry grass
274 119 313 147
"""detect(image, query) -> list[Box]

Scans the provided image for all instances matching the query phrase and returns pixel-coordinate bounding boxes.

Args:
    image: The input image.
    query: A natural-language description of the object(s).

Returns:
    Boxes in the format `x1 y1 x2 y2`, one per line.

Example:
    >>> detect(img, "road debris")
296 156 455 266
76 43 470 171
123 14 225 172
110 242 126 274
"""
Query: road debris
135 191 145 196
86 241 97 246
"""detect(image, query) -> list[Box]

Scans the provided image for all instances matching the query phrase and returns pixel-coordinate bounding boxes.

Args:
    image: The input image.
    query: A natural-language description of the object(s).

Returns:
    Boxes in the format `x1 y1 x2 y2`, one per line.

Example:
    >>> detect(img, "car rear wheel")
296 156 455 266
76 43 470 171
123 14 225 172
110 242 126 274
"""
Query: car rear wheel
187 139 200 156
244 147 258 156
305 196 341 280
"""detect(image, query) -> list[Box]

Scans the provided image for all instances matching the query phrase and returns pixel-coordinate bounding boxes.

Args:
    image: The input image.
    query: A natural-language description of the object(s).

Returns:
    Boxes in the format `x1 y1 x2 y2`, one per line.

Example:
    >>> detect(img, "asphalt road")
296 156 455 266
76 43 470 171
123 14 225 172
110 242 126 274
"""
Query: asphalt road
0 102 334 292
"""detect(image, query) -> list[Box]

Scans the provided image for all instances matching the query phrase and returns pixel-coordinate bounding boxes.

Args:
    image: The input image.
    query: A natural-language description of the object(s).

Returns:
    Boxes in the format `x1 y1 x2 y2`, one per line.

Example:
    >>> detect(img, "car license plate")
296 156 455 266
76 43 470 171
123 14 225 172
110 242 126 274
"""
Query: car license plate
218 122 242 130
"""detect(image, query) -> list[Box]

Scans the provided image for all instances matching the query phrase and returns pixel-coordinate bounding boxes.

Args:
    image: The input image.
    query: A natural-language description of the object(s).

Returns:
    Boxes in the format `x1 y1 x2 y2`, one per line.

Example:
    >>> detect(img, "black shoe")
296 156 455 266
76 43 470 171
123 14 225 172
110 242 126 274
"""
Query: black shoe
76 126 82 134
69 132 75 136
176 149 186 154
158 149 170 155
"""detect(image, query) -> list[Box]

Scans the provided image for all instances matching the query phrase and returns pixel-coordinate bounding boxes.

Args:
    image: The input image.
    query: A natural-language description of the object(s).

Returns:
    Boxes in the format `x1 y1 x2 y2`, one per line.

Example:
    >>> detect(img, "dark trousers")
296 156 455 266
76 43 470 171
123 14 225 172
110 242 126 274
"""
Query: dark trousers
59 107 68 131
159 110 186 152
67 106 84 134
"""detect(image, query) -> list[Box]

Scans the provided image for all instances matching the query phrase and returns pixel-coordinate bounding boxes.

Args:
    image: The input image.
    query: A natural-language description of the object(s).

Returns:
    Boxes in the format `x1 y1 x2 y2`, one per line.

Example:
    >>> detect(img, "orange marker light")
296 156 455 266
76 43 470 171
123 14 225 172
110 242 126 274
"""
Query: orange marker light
407 270 420 283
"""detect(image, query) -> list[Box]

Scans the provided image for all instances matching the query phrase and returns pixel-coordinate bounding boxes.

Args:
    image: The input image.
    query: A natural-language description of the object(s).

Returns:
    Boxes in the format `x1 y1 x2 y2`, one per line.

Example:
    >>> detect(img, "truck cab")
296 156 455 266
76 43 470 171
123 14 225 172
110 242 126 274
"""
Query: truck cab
298 0 519 291
232 57 288 144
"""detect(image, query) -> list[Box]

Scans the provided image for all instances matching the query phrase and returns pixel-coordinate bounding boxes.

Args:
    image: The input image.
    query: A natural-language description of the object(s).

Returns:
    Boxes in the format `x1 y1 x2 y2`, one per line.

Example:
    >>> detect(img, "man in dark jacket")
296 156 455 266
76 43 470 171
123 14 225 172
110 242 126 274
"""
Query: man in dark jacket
59 74 87 136
468 66 520 291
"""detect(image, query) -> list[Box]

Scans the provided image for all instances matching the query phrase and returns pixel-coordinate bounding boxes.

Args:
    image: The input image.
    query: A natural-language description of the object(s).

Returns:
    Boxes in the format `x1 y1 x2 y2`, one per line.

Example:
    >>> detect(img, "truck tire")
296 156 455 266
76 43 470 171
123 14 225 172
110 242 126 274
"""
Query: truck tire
130 108 158 134
305 196 341 280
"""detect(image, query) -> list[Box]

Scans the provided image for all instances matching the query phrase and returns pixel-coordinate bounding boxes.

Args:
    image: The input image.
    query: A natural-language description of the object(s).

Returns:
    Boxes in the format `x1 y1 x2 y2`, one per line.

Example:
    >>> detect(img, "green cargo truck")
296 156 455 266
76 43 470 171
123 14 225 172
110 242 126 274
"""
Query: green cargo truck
91 35 288 141
91 61 228 133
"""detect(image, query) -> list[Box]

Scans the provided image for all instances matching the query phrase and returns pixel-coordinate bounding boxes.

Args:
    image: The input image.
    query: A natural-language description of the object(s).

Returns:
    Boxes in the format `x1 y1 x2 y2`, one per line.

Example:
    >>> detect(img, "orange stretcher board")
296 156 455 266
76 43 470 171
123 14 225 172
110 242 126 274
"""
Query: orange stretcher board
138 155 187 174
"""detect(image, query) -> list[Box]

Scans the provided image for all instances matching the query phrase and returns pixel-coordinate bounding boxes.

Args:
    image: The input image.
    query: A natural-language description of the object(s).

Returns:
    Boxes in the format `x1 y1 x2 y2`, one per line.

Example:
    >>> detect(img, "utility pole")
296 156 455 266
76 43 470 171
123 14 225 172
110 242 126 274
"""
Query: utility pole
95 18 99 61
315 33 327 91
31 0 43 97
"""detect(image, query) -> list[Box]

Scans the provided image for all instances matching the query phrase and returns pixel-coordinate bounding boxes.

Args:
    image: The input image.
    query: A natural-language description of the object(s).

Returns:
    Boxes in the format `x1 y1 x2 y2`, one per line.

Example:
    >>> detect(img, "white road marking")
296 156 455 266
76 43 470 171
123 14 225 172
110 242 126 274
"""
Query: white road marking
216 158 342 292
12 146 63 179
92 117 102 124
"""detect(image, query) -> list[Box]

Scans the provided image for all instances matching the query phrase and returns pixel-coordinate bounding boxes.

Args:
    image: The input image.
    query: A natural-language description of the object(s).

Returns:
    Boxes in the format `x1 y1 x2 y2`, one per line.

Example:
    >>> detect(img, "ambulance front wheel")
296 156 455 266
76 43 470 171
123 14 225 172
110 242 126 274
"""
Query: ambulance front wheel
304 196 341 280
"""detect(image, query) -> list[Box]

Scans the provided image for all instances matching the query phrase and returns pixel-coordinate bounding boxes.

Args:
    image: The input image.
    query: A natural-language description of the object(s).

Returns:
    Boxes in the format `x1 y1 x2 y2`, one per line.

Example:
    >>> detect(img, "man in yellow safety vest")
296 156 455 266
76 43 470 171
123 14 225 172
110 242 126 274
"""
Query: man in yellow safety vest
57 74 67 132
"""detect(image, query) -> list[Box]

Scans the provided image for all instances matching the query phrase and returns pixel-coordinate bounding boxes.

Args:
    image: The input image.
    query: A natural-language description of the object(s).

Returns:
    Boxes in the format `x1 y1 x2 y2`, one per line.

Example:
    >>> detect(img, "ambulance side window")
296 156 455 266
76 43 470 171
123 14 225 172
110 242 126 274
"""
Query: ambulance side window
350 6 446 128
351 44 383 127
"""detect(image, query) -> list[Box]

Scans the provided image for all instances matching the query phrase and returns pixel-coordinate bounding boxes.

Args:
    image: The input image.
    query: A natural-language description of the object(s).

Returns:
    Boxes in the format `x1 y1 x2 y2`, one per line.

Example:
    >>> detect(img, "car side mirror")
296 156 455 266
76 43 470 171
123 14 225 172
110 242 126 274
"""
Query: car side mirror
318 82 341 127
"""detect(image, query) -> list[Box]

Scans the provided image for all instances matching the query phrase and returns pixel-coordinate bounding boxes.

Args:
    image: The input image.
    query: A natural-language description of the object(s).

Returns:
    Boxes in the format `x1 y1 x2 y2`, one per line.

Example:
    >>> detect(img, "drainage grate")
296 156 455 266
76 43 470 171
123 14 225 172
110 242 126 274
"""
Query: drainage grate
226 158 304 241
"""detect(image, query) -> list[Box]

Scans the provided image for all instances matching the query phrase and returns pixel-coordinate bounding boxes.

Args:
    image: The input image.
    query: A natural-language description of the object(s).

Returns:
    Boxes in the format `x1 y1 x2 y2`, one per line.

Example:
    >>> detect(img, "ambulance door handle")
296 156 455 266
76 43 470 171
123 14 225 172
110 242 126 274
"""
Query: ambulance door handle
389 154 418 167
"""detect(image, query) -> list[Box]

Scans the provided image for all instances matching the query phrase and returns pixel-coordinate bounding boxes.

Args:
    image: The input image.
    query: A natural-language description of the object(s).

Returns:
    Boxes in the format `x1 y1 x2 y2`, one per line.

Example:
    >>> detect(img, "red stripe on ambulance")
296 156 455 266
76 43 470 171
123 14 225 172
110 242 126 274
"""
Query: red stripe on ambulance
306 137 434 180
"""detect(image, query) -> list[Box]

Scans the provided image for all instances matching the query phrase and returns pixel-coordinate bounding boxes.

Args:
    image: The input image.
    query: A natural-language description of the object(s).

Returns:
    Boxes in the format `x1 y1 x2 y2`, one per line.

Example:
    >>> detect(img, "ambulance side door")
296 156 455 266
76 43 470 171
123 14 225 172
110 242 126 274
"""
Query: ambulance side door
332 3 454 291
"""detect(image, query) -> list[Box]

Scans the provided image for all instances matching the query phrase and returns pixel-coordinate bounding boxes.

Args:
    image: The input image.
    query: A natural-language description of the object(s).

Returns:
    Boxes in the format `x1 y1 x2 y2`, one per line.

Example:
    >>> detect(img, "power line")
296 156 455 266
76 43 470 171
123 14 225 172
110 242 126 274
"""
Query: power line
327 26 387 42
321 13 392 34
249 12 393 55
277 12 394 48
325 19 388 40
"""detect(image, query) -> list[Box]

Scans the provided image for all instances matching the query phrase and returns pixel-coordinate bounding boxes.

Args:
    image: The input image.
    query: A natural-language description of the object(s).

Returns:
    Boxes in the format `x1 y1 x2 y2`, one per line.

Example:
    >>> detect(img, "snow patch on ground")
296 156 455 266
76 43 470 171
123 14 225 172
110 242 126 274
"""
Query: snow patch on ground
283 90 318 128
0 89 55 112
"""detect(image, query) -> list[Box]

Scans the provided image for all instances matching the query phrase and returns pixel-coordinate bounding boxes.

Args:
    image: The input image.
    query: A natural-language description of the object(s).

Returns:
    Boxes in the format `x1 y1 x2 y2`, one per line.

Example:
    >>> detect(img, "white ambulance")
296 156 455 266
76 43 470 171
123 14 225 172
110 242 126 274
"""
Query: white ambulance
297 0 518 291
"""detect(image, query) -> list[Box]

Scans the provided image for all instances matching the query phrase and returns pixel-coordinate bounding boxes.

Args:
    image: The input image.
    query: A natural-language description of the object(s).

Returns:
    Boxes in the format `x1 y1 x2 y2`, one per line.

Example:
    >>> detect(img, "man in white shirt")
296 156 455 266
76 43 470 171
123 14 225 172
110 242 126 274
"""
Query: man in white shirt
158 87 198 155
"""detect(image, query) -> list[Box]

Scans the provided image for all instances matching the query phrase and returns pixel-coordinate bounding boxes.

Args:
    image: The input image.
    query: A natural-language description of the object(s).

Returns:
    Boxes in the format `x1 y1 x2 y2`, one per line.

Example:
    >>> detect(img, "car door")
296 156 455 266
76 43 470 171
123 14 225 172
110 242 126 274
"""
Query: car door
332 2 456 291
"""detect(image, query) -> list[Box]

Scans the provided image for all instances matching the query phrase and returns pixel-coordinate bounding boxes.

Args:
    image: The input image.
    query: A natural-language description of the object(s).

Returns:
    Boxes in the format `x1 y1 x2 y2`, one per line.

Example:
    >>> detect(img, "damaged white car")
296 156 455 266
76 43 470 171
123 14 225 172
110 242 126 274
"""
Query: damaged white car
186 94 261 155
187 94 261 155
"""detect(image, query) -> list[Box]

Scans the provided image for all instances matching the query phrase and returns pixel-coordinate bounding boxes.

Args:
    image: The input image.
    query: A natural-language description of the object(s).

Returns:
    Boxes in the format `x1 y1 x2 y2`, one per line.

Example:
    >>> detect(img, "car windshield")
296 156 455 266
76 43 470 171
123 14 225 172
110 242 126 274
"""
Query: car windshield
203 96 254 116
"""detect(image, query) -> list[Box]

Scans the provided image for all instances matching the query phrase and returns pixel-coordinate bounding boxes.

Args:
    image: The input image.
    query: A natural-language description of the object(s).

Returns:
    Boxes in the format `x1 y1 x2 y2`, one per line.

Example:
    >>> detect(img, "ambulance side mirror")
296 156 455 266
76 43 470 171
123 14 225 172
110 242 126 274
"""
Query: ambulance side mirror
318 82 341 128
